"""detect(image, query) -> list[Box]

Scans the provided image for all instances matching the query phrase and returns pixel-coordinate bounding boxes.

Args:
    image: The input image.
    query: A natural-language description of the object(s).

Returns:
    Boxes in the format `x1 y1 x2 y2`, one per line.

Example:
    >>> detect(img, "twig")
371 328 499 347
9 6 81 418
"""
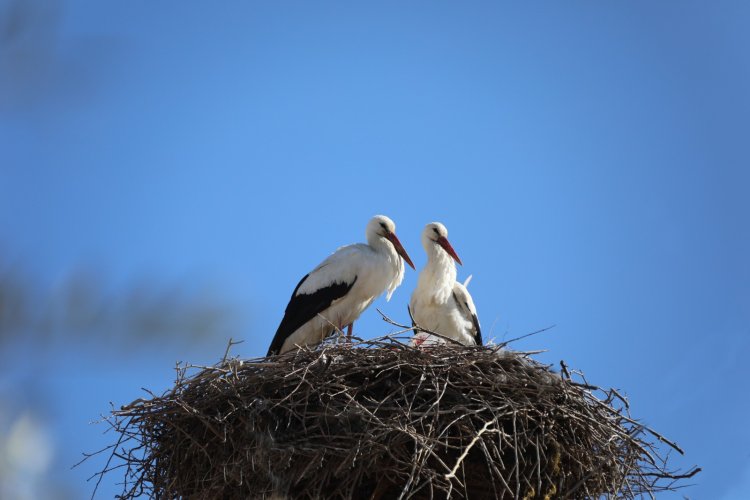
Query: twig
499 324 557 346
446 420 496 479
222 337 244 362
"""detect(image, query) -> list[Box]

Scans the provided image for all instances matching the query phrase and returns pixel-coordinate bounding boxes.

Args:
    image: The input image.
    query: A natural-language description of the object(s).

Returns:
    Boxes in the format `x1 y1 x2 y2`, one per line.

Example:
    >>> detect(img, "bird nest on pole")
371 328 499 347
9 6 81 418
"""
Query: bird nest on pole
92 328 698 499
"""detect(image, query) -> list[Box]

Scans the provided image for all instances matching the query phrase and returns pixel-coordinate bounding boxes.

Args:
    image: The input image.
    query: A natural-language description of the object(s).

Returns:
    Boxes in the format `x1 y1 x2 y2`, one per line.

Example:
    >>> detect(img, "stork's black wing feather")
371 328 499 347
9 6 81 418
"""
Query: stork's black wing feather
266 274 357 356
453 291 483 346
408 304 418 330
471 313 483 346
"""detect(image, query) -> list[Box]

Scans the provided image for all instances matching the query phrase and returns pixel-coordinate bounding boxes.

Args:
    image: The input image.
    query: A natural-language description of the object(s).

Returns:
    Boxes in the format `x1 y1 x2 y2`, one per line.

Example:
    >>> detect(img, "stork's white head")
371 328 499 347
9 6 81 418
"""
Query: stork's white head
422 222 462 265
367 215 415 269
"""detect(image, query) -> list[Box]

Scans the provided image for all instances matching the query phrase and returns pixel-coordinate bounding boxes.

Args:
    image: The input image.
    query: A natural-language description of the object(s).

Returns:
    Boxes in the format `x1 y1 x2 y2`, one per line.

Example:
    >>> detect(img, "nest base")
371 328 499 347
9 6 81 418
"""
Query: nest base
96 336 696 499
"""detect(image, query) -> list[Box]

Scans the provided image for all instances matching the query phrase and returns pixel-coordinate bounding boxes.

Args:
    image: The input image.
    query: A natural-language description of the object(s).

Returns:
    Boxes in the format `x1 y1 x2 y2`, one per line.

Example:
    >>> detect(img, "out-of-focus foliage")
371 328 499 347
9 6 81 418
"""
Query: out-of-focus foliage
0 257 240 349
0 250 245 499
0 409 74 500
0 0 120 112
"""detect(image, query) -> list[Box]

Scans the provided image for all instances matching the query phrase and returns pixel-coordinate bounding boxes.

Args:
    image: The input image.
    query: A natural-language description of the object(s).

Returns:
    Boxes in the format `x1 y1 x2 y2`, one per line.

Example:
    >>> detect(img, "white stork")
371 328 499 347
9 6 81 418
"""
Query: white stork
267 215 415 356
409 222 482 346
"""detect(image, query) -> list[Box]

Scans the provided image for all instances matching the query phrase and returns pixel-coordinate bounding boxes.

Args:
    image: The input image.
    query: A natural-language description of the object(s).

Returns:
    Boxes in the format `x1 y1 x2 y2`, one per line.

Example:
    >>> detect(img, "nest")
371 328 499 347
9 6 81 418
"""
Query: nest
94 333 698 499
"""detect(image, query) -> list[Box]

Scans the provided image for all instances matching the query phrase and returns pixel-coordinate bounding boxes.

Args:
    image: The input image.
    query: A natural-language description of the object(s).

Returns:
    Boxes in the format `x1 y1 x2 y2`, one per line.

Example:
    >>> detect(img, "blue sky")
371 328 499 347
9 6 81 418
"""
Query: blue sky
1 1 749 498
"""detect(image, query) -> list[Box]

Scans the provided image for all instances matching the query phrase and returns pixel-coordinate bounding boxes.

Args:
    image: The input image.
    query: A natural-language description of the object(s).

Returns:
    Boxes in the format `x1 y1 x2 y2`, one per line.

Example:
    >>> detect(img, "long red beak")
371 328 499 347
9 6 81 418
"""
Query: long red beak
386 232 416 270
437 236 462 265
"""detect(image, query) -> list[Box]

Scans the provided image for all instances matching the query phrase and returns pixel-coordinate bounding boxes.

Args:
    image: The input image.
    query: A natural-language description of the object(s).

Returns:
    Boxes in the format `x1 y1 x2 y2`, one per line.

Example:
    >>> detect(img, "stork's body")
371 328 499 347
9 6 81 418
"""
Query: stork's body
267 216 414 356
410 223 482 346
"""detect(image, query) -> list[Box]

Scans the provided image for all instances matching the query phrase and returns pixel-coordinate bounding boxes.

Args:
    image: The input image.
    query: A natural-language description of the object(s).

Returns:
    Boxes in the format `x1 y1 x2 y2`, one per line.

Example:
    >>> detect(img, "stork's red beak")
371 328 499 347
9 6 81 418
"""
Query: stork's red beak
386 232 416 270
437 236 462 265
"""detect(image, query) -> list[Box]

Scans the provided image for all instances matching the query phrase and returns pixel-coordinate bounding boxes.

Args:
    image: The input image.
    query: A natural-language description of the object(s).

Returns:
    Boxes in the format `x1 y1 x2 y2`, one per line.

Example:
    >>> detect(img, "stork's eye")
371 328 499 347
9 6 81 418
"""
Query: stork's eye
380 222 387 230
432 227 440 235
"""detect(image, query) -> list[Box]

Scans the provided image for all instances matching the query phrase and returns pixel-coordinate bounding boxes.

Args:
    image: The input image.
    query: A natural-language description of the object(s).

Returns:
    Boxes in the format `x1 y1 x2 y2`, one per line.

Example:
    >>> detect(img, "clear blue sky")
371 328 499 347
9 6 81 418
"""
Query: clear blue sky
1 1 748 498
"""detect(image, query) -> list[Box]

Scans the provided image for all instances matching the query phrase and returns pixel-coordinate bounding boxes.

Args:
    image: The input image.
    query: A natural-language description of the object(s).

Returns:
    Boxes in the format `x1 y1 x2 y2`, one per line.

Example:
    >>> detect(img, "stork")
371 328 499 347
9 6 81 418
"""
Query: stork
409 222 482 346
267 215 415 356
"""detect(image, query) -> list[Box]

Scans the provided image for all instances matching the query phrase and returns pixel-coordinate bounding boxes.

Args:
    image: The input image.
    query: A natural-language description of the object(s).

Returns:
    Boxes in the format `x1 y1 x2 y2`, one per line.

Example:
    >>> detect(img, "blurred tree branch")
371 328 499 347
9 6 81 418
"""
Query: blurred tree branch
0 0 121 112
0 257 241 349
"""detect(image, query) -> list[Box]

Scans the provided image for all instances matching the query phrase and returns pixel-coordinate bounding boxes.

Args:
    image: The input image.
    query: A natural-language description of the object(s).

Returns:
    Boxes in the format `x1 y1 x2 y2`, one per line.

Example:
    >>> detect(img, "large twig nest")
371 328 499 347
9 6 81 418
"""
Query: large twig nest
96 335 697 499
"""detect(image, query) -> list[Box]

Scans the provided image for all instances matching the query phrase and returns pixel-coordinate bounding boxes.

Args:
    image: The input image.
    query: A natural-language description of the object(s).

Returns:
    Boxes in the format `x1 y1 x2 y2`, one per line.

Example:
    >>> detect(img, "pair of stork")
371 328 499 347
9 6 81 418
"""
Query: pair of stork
266 215 481 356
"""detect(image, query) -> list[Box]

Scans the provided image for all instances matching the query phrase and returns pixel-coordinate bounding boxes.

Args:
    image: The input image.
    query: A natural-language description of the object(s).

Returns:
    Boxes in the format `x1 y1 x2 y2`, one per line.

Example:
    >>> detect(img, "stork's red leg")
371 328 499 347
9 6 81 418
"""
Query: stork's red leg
347 323 353 341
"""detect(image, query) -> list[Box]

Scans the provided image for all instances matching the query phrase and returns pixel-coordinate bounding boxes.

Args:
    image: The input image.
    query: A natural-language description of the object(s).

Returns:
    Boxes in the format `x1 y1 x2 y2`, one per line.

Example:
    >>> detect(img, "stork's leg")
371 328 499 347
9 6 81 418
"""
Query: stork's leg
347 323 353 341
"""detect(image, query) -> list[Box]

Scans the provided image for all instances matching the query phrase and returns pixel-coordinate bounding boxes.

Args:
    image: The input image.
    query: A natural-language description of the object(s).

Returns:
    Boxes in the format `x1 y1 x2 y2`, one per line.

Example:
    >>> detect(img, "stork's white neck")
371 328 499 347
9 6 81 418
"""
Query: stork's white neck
368 234 405 301
416 240 456 304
